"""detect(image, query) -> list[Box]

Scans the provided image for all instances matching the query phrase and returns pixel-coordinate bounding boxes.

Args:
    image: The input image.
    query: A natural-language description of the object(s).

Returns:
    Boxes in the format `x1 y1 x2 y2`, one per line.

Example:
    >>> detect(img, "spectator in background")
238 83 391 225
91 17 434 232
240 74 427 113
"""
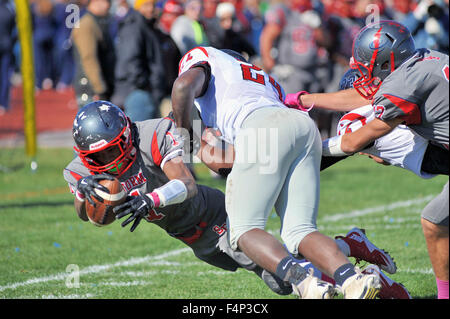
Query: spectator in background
216 2 257 59
202 0 223 49
72 0 116 108
224 0 251 36
32 0 58 90
321 0 365 92
312 0 367 138
53 0 76 92
260 0 335 138
152 0 184 118
171 0 209 55
112 0 166 121
322 0 391 92
149 0 183 99
260 0 328 94
384 0 417 21
0 0 15 115
242 0 266 55
159 0 184 34
400 0 449 53
110 0 131 40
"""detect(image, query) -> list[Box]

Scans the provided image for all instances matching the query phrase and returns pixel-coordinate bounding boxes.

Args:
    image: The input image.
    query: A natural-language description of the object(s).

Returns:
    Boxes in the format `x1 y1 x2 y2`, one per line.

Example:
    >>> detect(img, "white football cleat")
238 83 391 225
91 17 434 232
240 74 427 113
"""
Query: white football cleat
339 265 381 299
292 268 336 299
362 264 412 299
336 227 397 274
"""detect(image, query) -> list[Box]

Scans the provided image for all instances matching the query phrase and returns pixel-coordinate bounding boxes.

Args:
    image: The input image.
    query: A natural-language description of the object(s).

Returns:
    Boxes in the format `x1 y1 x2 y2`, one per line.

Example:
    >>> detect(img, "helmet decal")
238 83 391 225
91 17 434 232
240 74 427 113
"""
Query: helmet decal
88 139 108 151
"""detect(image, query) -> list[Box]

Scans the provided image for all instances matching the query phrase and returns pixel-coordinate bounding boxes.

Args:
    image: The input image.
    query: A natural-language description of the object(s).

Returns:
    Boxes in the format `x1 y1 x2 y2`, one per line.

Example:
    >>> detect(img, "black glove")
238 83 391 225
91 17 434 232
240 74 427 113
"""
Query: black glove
76 173 114 206
113 193 155 232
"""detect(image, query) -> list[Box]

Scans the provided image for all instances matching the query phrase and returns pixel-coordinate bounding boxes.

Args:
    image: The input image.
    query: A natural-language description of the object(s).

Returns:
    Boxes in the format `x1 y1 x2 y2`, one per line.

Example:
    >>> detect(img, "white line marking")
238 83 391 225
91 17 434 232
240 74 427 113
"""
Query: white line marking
0 195 436 293
320 195 434 222
399 268 434 275
0 248 190 292
40 293 95 299
94 280 153 287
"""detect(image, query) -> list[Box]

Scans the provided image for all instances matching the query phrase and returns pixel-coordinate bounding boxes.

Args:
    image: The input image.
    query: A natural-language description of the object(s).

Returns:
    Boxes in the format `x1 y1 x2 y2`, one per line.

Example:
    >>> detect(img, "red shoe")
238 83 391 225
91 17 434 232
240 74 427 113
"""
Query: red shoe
336 227 397 274
363 264 412 299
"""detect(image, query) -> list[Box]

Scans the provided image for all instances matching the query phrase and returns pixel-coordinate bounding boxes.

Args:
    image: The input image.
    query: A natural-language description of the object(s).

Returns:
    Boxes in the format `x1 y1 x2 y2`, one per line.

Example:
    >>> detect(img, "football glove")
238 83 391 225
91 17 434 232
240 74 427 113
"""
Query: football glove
284 91 313 112
76 173 114 206
113 193 155 232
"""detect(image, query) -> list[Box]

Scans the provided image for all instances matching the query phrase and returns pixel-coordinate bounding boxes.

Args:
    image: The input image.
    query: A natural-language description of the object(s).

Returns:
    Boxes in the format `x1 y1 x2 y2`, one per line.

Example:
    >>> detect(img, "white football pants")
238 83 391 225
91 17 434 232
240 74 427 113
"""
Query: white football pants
226 106 322 255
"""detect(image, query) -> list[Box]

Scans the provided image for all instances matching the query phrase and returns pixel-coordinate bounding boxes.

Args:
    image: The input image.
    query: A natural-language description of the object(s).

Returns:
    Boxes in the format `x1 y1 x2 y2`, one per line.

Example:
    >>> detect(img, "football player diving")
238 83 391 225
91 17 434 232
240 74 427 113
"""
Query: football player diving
63 100 407 298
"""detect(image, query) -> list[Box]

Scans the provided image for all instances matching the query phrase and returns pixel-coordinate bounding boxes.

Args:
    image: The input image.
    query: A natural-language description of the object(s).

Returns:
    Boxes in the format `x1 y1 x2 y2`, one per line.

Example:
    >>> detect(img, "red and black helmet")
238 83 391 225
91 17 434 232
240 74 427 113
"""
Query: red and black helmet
350 20 416 100
72 101 136 176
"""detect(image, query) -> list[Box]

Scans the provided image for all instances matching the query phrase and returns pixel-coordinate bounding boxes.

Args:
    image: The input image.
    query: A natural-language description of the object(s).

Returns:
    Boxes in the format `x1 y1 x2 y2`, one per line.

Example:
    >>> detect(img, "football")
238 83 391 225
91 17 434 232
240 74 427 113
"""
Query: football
85 178 127 226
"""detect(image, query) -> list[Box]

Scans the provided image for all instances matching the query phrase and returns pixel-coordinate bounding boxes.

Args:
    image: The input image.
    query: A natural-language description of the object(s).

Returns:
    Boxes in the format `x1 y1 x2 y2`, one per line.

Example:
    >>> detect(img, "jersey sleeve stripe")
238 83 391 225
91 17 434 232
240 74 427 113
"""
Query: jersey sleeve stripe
382 94 422 125
67 169 83 181
160 149 184 170
151 131 163 166
178 46 209 74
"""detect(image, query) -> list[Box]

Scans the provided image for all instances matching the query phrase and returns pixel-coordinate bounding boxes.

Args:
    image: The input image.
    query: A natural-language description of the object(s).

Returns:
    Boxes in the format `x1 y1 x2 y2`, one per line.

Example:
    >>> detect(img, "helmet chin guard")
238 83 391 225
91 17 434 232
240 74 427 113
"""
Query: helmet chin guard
349 20 416 100
72 101 136 176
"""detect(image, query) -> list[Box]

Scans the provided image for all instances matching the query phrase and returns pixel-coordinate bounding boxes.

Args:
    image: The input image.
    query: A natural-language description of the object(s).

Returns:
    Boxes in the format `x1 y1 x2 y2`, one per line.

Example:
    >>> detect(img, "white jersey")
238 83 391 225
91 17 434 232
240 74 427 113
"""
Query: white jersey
337 105 435 179
178 46 287 144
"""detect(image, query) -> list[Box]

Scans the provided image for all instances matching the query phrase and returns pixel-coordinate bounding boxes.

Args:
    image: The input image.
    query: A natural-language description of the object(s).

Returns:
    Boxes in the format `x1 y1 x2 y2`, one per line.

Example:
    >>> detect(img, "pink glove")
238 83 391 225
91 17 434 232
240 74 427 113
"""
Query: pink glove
284 91 314 112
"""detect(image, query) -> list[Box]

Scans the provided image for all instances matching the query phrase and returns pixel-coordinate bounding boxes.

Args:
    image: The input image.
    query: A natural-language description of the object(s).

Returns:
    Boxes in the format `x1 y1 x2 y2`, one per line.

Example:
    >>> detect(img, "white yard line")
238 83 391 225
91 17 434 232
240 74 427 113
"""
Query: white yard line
398 268 434 275
0 195 436 293
0 248 190 292
320 195 434 222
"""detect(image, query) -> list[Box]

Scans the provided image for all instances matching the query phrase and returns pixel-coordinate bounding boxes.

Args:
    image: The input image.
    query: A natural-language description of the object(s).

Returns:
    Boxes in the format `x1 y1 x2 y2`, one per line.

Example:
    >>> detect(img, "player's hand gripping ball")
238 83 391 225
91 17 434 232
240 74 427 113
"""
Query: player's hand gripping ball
113 191 156 232
81 175 127 226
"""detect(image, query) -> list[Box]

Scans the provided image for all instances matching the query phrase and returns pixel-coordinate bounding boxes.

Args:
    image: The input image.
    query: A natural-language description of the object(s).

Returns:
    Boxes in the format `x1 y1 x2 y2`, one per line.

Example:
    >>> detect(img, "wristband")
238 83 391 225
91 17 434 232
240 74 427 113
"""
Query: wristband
149 179 188 208
75 190 85 202
147 191 161 208
322 135 352 157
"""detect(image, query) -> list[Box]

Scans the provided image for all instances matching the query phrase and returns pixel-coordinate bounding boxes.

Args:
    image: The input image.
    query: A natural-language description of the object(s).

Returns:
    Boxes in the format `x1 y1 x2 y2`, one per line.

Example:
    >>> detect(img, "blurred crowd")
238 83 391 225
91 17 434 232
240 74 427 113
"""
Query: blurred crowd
0 0 448 136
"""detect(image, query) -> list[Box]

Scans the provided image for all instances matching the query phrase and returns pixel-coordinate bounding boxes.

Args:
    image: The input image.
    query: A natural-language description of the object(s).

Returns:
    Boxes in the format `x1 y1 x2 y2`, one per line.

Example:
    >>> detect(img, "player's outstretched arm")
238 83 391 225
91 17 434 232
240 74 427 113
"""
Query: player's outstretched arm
323 117 403 156
285 88 368 112
162 156 198 200
114 157 197 232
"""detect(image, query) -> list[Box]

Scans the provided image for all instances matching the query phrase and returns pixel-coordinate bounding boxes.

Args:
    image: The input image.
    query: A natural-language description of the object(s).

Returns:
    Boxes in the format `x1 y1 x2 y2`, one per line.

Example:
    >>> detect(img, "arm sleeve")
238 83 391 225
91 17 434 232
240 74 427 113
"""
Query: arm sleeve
63 168 84 195
149 118 186 169
178 46 210 75
177 47 211 96
372 72 422 125
372 93 422 125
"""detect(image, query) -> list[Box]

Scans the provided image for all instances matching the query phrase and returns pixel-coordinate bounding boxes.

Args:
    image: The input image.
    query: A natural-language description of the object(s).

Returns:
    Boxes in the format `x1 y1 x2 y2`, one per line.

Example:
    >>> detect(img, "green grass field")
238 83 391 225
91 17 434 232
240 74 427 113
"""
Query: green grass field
0 147 447 299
